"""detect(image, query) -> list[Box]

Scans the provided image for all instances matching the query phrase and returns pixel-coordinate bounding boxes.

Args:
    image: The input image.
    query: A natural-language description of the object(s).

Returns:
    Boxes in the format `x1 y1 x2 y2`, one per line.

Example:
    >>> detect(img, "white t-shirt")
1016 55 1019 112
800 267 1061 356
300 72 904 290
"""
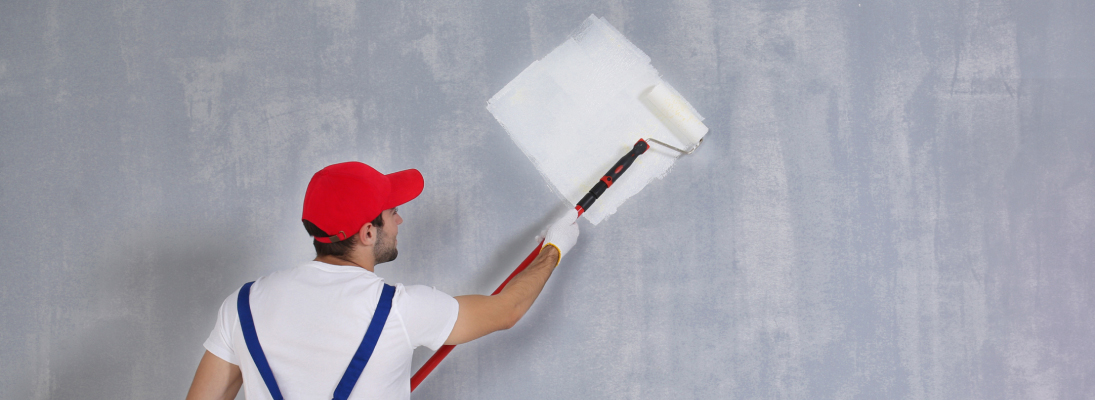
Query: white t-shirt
204 261 459 400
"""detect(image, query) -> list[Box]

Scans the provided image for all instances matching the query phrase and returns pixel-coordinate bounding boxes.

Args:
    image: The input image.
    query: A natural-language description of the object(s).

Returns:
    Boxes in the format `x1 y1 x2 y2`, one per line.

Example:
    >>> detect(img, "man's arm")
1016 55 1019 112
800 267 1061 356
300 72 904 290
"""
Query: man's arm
446 245 560 345
445 209 579 345
186 351 243 400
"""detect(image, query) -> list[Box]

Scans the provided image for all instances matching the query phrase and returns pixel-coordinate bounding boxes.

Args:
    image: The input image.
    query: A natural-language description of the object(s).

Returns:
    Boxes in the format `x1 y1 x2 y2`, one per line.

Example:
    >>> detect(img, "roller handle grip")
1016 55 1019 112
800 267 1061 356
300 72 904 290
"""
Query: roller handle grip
575 139 650 216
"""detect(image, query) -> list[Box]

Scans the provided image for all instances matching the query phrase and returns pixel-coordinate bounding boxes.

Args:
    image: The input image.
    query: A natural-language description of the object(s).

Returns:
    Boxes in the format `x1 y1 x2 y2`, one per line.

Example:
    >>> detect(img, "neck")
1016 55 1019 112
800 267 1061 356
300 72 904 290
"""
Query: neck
314 254 376 272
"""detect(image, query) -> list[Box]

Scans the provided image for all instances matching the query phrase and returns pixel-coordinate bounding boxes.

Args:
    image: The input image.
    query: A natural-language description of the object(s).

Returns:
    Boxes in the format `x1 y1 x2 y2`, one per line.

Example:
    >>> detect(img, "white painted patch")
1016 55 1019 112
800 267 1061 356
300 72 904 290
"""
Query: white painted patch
487 15 708 224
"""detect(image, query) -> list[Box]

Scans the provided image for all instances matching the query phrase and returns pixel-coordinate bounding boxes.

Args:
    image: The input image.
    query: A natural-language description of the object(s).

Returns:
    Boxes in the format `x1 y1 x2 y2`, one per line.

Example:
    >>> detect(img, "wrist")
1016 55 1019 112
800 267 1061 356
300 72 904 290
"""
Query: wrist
538 243 562 267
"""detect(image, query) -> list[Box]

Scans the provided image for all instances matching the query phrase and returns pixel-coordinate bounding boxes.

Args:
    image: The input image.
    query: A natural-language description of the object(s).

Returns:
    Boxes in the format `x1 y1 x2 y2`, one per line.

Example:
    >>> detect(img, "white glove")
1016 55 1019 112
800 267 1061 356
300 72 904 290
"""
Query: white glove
542 208 580 263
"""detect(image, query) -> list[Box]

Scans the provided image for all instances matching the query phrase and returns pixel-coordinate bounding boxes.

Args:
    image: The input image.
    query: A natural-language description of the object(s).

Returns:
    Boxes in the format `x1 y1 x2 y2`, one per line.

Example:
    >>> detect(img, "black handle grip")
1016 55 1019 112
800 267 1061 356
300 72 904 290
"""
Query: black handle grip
576 139 650 214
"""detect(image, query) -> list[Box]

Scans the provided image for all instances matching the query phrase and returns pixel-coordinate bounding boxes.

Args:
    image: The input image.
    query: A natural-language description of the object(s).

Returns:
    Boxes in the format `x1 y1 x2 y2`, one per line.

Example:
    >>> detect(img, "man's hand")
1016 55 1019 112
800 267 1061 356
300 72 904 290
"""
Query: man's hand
542 208 579 263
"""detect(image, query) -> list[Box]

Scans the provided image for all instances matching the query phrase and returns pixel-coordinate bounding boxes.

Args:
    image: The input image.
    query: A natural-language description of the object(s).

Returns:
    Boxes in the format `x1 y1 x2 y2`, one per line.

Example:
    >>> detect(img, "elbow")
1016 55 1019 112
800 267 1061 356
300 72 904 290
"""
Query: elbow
501 313 519 331
490 292 530 332
501 308 523 331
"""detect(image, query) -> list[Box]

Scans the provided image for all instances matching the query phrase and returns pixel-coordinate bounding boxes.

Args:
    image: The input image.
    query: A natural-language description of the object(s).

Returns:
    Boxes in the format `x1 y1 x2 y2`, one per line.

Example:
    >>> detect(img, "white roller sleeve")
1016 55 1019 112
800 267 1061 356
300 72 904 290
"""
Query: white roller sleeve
640 83 709 146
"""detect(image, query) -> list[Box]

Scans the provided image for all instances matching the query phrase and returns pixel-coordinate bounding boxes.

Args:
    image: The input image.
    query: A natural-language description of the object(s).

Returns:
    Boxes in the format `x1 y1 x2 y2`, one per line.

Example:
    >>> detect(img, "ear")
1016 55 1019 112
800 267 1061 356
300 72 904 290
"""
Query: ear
358 222 377 246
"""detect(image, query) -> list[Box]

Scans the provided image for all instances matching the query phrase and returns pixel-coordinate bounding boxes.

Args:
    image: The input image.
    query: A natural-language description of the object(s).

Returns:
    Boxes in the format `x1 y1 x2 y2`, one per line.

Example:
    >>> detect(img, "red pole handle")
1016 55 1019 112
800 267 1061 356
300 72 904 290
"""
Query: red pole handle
413 140 644 390
410 239 545 391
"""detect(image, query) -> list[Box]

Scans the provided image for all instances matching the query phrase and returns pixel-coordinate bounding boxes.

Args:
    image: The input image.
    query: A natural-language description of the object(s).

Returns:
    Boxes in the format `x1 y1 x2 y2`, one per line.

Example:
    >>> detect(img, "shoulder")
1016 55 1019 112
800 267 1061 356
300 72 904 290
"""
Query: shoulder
216 285 245 317
204 284 247 365
390 284 459 350
393 283 456 310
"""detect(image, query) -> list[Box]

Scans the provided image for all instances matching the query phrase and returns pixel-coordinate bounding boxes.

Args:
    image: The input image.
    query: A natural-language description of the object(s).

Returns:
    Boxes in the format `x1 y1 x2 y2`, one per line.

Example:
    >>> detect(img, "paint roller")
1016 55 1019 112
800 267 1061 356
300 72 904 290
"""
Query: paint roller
576 82 708 214
410 82 706 391
640 82 708 155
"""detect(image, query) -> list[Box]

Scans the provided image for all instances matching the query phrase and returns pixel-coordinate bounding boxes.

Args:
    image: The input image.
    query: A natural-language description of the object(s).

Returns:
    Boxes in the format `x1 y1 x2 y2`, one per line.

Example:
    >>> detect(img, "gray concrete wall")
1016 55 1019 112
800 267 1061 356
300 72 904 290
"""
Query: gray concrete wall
2 0 1093 398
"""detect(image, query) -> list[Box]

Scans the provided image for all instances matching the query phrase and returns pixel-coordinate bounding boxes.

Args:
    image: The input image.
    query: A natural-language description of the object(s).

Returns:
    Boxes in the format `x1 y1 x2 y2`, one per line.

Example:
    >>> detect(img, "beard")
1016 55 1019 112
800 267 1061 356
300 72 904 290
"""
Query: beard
373 227 398 264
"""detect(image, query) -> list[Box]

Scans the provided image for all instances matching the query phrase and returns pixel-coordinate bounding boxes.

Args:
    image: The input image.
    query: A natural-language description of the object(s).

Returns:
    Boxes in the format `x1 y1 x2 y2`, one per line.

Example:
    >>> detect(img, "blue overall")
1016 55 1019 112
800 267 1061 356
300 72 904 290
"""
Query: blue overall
237 281 397 400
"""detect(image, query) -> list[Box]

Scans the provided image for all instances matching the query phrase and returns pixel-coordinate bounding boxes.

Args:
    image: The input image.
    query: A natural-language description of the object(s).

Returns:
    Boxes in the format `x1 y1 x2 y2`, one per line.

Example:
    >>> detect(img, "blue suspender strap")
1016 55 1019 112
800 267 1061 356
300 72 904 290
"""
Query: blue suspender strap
237 281 285 400
331 284 396 400
237 282 395 400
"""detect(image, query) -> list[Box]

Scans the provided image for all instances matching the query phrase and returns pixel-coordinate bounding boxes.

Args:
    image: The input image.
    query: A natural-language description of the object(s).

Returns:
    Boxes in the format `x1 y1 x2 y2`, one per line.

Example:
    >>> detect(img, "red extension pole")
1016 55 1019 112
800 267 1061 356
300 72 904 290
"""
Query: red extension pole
411 139 649 391
410 239 545 391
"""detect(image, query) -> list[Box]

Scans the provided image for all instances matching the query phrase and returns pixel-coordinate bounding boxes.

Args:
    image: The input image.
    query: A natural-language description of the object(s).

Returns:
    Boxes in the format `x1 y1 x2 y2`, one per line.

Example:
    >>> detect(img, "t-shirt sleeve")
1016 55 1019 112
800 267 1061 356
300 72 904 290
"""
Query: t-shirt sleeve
394 284 459 351
203 288 241 365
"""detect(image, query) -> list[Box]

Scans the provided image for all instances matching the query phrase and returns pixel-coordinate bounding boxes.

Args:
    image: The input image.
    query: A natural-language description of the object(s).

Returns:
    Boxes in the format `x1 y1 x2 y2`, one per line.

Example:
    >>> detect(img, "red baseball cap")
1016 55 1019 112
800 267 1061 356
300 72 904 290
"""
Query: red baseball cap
302 162 423 243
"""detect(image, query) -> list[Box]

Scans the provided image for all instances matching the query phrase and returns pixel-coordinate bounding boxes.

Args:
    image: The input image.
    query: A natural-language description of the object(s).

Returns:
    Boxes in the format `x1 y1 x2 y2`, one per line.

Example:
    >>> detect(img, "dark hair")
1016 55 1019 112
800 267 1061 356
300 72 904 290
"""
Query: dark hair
302 213 384 258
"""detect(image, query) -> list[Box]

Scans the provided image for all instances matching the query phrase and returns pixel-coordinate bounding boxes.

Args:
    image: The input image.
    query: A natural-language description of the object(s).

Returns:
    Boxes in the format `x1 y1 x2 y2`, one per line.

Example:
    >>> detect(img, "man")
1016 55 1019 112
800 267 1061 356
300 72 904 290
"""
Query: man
186 161 579 399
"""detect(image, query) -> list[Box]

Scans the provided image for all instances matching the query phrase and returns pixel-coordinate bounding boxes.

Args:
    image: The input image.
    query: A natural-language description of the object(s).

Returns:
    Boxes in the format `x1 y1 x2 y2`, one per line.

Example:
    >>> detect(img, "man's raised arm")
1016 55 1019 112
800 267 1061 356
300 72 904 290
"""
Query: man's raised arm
445 209 579 345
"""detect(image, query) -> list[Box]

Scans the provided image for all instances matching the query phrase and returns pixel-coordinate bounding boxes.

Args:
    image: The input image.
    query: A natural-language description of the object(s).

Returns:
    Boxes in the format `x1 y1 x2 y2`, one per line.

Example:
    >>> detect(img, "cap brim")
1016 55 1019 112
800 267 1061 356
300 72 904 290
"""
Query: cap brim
385 169 424 209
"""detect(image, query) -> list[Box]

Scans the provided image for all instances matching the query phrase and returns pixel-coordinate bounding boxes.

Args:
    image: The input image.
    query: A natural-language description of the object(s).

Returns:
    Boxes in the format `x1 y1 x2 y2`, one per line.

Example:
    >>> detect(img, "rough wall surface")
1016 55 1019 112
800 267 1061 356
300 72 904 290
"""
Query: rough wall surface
1 0 1092 398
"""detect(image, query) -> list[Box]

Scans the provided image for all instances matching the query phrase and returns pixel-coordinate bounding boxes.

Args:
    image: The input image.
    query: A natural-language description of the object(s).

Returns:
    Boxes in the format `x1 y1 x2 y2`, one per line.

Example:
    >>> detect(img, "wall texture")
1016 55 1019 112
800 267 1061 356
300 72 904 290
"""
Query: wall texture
1 0 1092 398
